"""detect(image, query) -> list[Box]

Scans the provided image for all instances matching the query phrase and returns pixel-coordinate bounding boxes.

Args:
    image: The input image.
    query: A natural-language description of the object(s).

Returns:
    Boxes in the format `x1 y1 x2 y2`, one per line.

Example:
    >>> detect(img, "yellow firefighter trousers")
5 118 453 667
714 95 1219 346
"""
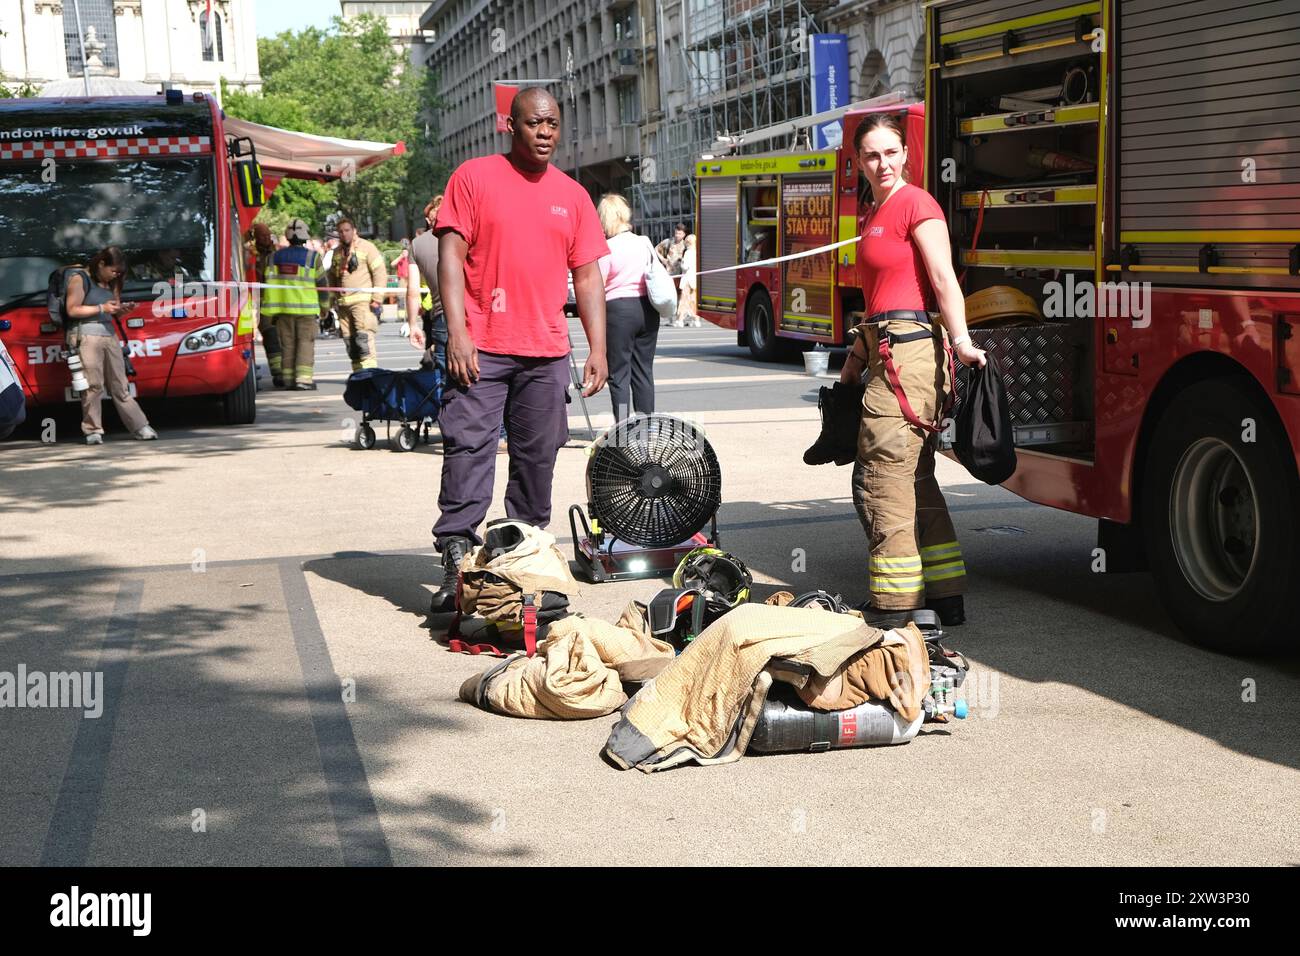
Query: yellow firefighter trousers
338 300 379 371
274 315 316 387
852 321 966 610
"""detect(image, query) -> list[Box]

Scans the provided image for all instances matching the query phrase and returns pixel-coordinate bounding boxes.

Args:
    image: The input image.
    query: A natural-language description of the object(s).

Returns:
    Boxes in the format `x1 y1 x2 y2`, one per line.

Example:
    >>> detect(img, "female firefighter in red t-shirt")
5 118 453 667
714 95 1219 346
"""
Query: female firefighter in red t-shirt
840 112 987 626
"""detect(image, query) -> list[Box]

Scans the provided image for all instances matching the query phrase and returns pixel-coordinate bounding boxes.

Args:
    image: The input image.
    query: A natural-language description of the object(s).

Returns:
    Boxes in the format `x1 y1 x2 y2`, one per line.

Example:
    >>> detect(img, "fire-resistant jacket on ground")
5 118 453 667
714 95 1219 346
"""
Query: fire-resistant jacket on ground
603 603 930 772
794 622 930 721
456 523 581 626
458 602 675 719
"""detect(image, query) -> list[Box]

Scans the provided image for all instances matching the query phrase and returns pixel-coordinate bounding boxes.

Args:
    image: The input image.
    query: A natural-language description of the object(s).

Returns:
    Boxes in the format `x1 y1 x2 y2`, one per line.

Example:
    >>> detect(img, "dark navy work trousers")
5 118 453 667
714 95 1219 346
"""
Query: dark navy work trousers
432 350 571 546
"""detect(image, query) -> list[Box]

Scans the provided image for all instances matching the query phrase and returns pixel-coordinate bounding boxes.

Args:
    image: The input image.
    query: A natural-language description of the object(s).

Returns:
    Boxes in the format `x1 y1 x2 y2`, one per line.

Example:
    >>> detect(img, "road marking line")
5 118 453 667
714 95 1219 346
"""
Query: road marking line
0 497 1031 584
279 560 393 867
646 374 812 387
40 579 143 867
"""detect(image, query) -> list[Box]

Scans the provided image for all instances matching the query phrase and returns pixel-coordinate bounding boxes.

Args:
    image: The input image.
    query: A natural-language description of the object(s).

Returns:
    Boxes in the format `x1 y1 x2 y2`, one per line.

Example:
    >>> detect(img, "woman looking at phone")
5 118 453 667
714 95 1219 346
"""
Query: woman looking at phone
63 245 158 444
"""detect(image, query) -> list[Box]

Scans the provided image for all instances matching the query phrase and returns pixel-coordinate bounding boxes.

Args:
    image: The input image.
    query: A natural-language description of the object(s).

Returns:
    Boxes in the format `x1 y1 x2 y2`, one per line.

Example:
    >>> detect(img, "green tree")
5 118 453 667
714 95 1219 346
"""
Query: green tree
222 78 336 236
223 15 447 238
257 179 340 241
403 66 452 228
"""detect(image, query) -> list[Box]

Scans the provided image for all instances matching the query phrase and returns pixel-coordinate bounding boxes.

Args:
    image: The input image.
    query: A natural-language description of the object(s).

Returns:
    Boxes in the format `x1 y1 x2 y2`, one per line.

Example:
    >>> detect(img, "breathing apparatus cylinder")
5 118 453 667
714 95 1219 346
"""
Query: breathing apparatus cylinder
745 609 970 754
748 695 925 753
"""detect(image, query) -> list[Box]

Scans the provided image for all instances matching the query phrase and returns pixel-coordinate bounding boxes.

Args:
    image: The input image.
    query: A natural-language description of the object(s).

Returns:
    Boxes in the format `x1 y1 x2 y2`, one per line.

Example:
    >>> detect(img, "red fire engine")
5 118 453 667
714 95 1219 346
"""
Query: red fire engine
923 0 1300 650
697 2 1299 651
0 91 401 425
694 95 921 361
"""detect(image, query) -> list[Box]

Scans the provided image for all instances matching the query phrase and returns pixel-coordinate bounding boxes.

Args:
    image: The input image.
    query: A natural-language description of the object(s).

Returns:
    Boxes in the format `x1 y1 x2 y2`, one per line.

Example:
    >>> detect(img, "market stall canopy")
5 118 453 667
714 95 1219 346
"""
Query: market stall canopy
222 116 406 181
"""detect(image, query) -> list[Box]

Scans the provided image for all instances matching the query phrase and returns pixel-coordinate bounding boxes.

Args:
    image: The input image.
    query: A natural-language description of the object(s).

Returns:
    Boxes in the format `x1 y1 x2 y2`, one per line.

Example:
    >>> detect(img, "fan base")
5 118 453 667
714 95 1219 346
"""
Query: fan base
569 505 719 584
574 537 711 583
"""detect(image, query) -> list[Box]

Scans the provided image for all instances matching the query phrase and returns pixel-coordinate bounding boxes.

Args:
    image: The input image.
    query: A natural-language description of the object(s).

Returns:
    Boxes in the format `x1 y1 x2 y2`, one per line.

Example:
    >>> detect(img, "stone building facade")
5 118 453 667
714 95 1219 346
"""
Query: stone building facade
823 0 925 103
0 0 261 99
419 0 645 198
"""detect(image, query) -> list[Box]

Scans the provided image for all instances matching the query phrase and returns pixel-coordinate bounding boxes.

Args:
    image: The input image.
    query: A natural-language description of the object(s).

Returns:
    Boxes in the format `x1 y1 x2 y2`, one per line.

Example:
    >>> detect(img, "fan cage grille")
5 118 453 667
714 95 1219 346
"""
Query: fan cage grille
587 416 722 548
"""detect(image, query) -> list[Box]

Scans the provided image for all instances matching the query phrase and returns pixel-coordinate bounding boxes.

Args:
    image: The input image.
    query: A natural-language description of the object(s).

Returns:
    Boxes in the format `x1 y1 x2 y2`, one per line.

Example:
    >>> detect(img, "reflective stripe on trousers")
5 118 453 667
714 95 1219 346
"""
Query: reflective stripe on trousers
921 541 966 584
258 316 282 375
868 554 924 595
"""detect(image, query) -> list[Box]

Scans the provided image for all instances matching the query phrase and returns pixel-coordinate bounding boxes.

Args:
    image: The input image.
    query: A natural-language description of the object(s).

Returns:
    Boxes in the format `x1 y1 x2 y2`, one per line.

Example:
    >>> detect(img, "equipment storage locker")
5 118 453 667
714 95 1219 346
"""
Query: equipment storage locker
928 0 1106 460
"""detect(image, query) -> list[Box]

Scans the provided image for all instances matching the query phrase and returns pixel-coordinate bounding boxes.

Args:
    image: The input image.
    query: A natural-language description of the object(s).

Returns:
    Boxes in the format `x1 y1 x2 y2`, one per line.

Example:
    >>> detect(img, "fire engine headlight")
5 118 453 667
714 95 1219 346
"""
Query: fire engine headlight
179 323 235 355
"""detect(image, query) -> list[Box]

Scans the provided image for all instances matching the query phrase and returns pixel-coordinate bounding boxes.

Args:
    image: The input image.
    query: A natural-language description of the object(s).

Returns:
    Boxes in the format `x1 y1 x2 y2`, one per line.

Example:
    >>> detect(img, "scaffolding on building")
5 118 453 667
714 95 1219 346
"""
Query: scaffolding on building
633 0 836 243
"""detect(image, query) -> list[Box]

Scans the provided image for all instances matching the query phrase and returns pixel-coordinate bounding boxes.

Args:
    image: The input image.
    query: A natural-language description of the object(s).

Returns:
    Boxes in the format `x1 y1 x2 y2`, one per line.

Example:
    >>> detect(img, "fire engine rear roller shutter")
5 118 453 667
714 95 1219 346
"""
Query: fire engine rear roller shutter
698 177 738 306
1119 0 1300 235
937 0 1094 40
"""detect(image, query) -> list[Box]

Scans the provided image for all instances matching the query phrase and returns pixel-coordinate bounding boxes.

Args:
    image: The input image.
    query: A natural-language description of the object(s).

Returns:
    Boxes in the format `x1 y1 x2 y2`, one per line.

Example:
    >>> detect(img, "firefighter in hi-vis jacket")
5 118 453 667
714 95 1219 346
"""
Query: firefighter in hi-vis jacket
262 218 327 390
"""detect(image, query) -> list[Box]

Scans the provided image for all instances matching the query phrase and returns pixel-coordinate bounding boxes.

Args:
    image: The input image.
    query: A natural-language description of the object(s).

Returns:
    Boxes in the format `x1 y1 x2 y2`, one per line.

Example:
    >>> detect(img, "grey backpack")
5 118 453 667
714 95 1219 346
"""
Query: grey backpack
46 265 85 328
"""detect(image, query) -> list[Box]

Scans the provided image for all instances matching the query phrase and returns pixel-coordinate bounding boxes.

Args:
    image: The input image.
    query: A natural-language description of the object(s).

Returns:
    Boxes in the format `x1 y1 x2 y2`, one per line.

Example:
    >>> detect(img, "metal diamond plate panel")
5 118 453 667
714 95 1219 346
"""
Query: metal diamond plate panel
953 325 1081 426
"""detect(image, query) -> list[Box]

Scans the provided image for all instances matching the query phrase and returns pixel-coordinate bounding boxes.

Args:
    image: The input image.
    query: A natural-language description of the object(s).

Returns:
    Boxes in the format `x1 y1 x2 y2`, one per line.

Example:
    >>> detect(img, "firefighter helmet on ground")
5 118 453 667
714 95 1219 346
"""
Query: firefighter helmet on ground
672 548 752 611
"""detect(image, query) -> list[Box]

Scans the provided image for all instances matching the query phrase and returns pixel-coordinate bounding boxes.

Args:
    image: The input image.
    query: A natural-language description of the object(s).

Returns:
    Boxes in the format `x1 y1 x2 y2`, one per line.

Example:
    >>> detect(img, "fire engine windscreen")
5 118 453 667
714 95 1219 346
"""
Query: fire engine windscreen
0 158 216 306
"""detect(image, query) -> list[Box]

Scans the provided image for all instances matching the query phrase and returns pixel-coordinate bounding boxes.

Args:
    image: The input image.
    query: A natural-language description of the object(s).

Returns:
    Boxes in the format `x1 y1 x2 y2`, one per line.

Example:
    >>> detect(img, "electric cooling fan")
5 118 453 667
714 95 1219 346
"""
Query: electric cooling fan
569 414 723 583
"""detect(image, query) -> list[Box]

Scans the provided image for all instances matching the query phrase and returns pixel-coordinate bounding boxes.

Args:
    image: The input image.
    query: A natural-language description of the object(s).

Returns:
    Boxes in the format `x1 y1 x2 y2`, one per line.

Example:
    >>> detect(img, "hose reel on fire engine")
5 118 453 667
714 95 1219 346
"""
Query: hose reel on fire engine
569 414 723 583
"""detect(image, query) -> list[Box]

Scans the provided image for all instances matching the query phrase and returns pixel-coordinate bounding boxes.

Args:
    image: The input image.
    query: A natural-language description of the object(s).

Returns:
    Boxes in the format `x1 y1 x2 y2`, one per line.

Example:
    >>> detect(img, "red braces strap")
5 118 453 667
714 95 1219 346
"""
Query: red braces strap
877 334 956 434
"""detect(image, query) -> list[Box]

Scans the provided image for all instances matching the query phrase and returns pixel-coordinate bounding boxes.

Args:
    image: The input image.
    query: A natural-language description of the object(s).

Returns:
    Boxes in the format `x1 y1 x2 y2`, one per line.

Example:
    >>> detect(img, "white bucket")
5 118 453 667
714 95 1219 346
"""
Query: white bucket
803 349 830 376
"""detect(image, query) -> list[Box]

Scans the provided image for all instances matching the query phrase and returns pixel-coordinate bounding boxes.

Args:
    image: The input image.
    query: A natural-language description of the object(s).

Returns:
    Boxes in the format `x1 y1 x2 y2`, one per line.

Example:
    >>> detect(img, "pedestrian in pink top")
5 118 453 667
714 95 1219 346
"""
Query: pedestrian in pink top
596 193 660 419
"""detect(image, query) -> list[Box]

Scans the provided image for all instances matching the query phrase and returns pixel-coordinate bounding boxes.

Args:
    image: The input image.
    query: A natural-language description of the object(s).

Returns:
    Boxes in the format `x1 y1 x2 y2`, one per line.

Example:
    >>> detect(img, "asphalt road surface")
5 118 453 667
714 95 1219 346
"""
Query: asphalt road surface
2 318 1297 866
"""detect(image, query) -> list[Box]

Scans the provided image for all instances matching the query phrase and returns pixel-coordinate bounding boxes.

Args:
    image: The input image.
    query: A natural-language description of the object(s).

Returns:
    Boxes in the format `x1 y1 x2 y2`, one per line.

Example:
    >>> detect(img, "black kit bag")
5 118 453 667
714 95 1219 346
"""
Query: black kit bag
954 360 1017 485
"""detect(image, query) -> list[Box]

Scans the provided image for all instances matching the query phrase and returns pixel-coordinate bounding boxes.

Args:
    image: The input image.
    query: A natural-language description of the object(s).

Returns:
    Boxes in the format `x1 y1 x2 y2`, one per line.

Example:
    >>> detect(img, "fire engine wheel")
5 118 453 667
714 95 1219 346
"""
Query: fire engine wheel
220 360 257 426
745 289 783 362
1141 378 1300 653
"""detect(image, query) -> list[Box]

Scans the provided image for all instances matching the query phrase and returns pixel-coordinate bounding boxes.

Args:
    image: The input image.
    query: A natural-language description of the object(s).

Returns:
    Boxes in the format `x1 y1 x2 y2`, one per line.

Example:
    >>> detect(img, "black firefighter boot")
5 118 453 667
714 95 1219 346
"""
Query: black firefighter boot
803 381 865 466
857 604 915 630
429 536 472 614
926 595 966 626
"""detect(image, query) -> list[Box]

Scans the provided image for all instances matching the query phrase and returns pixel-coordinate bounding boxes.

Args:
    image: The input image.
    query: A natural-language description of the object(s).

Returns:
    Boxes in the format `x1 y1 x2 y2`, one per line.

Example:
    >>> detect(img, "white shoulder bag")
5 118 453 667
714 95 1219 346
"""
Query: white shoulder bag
643 236 679 319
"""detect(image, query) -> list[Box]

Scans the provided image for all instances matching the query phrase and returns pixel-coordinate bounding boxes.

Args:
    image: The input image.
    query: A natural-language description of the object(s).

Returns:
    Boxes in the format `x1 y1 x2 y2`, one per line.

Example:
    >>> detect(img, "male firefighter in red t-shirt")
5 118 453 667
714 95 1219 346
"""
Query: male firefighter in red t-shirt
428 86 610 612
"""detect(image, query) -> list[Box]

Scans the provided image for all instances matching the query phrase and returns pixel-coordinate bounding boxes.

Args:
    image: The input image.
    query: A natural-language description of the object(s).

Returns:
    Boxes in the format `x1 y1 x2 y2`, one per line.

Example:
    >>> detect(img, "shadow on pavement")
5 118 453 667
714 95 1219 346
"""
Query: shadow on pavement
0 388 407 480
302 552 438 623
0 440 187 512
0 554 527 865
